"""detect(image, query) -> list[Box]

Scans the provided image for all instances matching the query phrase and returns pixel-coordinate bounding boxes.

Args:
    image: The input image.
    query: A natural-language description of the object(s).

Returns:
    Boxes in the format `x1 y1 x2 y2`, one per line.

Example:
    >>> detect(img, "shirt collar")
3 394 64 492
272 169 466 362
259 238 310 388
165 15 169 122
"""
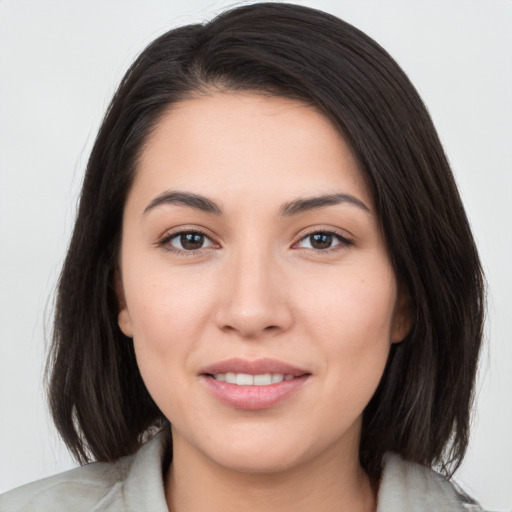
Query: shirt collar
377 452 465 512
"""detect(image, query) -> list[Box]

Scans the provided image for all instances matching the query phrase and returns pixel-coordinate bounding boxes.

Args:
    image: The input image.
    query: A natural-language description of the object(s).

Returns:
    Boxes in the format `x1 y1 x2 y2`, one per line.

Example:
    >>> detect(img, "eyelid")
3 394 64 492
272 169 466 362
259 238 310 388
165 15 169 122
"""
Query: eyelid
157 226 221 255
156 225 354 256
292 227 354 252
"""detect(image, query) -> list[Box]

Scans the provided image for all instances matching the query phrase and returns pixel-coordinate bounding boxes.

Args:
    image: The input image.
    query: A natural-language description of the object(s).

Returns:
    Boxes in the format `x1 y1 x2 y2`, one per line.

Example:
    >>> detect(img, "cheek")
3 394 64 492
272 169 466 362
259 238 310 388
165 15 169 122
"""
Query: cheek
121 259 219 391
124 257 216 341
299 262 397 401
124 270 216 424
302 262 397 343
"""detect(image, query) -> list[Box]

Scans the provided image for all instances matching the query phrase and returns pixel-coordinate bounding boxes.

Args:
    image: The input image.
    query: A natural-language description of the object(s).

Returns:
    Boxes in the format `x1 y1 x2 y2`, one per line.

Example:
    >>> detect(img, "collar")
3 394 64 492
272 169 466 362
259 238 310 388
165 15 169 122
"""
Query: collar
121 430 170 511
377 452 466 511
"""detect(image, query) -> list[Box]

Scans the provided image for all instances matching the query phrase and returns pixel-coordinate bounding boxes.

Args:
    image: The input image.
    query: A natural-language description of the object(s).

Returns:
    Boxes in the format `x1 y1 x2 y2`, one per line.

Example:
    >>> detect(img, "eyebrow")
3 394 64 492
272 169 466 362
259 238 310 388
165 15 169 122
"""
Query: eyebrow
143 190 370 217
279 193 371 217
144 191 222 215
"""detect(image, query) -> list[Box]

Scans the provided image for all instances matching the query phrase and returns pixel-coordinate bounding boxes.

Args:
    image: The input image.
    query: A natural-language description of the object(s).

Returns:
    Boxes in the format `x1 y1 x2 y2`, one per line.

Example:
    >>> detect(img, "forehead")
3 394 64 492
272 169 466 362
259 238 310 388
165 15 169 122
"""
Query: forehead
130 92 372 212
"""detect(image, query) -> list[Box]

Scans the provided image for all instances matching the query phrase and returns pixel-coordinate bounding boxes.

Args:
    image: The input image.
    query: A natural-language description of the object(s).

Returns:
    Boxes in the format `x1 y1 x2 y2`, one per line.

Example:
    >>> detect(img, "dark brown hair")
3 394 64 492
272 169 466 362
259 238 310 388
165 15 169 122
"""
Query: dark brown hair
47 2 484 479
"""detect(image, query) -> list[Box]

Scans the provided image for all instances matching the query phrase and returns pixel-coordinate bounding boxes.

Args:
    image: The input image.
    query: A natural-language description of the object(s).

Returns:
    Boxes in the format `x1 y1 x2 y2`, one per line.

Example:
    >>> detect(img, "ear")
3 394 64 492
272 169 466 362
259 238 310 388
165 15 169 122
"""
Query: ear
391 287 413 343
114 269 133 338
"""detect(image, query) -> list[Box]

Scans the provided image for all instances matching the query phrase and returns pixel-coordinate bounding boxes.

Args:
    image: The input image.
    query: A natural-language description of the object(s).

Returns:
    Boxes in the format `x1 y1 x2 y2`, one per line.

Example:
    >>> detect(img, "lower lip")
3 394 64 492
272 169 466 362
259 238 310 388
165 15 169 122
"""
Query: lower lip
200 375 310 410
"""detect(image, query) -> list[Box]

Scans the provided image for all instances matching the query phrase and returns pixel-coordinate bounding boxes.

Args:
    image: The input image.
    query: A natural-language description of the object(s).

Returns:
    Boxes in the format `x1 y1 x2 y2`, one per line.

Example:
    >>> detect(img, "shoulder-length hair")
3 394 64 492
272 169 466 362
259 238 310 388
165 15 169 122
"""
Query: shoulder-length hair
48 2 484 479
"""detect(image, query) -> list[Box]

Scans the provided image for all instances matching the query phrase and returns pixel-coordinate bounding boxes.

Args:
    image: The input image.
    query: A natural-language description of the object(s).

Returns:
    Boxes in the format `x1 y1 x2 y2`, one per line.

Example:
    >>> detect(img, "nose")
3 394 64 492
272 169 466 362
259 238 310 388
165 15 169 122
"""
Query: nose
214 248 293 339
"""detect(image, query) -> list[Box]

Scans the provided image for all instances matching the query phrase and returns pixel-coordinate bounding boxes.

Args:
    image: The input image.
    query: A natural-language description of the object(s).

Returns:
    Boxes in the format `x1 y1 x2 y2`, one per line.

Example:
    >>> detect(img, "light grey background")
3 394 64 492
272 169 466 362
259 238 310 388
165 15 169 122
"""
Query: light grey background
0 1 511 510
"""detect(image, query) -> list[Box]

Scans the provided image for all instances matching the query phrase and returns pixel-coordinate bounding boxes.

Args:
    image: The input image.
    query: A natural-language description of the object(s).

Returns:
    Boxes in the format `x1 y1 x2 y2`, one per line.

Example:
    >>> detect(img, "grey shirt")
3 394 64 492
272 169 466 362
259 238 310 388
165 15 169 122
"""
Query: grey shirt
0 431 481 511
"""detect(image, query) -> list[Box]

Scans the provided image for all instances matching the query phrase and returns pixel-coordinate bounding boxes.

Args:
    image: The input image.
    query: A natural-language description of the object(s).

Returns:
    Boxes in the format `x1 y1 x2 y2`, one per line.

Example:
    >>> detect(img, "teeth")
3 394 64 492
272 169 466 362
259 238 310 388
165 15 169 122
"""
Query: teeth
212 373 293 385
254 374 272 385
225 372 236 384
236 373 254 385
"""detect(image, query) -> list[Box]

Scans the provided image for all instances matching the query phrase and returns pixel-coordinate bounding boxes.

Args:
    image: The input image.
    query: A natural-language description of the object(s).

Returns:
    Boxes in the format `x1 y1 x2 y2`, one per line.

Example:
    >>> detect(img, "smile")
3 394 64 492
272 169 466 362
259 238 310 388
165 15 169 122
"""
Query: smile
200 358 311 410
211 373 295 385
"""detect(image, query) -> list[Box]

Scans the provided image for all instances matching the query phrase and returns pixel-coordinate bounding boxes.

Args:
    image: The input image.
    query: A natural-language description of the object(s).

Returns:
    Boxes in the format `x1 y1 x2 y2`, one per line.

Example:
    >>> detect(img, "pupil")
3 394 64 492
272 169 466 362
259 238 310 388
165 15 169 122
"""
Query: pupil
181 233 204 250
311 233 332 249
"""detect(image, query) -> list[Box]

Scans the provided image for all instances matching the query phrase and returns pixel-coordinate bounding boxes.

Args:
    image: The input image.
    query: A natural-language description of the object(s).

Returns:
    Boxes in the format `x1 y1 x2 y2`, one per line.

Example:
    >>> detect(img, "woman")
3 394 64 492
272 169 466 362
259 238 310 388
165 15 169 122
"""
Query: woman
0 3 485 511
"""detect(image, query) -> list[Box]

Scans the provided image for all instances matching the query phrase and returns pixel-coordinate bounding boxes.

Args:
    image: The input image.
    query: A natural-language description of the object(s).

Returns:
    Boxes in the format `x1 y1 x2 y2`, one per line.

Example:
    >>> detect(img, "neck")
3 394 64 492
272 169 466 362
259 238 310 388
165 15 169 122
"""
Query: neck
165 429 376 512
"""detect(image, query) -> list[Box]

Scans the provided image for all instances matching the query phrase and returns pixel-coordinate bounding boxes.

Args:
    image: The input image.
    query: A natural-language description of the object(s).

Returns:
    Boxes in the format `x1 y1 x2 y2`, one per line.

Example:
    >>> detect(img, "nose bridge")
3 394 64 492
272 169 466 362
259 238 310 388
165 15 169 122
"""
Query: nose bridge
232 244 273 305
216 239 291 337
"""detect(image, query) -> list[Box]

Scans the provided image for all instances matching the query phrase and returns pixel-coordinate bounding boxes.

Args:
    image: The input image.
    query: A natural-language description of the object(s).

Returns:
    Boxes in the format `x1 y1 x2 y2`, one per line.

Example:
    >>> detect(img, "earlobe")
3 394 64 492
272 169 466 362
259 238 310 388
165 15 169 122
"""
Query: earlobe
391 289 413 343
114 269 133 338
118 308 134 338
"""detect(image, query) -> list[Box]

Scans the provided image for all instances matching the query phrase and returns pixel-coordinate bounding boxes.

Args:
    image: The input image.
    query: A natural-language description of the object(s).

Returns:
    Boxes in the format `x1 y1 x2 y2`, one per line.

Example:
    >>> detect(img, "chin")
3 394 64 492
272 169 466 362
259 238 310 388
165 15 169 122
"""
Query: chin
210 443 305 474
176 420 303 474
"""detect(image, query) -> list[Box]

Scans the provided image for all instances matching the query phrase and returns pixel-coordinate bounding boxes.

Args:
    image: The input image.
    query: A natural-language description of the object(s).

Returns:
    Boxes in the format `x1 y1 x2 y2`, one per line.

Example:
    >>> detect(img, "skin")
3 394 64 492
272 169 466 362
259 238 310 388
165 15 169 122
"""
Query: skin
117 92 410 512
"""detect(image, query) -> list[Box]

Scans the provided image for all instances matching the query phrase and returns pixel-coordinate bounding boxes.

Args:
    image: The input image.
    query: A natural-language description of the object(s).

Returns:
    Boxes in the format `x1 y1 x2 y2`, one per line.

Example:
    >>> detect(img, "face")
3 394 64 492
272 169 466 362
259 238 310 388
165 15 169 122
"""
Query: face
118 92 409 474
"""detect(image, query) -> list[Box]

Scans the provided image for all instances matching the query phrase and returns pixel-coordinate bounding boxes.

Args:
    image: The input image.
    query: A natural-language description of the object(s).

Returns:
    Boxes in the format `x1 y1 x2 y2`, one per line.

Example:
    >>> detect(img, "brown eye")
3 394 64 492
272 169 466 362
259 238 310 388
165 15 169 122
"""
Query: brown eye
180 233 205 250
165 231 215 252
296 231 352 251
309 233 333 249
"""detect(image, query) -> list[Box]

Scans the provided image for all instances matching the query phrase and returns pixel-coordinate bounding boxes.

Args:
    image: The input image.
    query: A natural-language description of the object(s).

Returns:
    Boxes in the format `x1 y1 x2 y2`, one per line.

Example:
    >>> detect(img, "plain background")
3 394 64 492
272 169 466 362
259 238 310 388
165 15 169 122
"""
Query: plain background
0 1 511 510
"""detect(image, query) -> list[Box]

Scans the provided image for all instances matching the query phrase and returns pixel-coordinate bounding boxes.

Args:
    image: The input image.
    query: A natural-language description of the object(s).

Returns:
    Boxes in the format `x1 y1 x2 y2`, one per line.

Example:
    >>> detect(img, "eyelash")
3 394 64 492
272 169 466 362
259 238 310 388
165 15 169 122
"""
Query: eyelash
158 228 216 257
294 230 354 253
158 228 354 256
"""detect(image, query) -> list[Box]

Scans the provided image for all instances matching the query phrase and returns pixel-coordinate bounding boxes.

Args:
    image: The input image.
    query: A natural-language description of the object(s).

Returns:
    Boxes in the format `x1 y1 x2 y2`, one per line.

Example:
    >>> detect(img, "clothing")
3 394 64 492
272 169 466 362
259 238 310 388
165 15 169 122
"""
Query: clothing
0 430 482 511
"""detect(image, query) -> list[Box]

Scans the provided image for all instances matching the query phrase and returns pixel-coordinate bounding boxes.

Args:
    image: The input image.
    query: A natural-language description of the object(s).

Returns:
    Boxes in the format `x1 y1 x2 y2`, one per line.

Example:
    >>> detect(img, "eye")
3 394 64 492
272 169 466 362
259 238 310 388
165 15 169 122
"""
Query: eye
162 230 216 252
296 231 352 251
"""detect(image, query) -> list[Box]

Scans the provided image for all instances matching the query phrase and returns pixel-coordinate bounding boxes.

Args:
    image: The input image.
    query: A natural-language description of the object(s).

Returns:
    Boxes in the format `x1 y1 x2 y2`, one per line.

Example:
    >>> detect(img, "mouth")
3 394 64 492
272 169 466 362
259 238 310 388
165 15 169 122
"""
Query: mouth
208 372 295 385
199 358 311 410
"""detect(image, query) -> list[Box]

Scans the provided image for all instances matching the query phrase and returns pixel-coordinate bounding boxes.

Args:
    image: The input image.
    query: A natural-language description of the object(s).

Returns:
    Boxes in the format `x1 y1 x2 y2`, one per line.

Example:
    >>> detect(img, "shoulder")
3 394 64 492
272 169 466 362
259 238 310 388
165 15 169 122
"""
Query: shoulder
0 430 170 512
0 458 131 511
377 453 485 512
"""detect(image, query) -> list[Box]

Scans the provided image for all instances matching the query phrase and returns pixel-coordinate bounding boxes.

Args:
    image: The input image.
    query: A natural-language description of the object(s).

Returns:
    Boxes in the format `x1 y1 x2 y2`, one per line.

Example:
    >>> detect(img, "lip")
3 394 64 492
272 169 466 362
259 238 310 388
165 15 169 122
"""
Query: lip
199 358 311 410
200 357 309 377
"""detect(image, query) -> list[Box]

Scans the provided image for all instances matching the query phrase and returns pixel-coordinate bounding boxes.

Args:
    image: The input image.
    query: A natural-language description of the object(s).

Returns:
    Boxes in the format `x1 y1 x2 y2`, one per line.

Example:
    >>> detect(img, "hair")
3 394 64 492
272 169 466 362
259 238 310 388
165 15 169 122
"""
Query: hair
47 2 484 480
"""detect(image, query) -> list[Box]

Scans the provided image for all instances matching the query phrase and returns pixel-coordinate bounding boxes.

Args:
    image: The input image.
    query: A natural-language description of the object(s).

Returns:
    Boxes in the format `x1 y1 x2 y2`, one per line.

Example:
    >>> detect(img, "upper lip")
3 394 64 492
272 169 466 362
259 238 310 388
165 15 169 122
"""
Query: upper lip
200 358 310 377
